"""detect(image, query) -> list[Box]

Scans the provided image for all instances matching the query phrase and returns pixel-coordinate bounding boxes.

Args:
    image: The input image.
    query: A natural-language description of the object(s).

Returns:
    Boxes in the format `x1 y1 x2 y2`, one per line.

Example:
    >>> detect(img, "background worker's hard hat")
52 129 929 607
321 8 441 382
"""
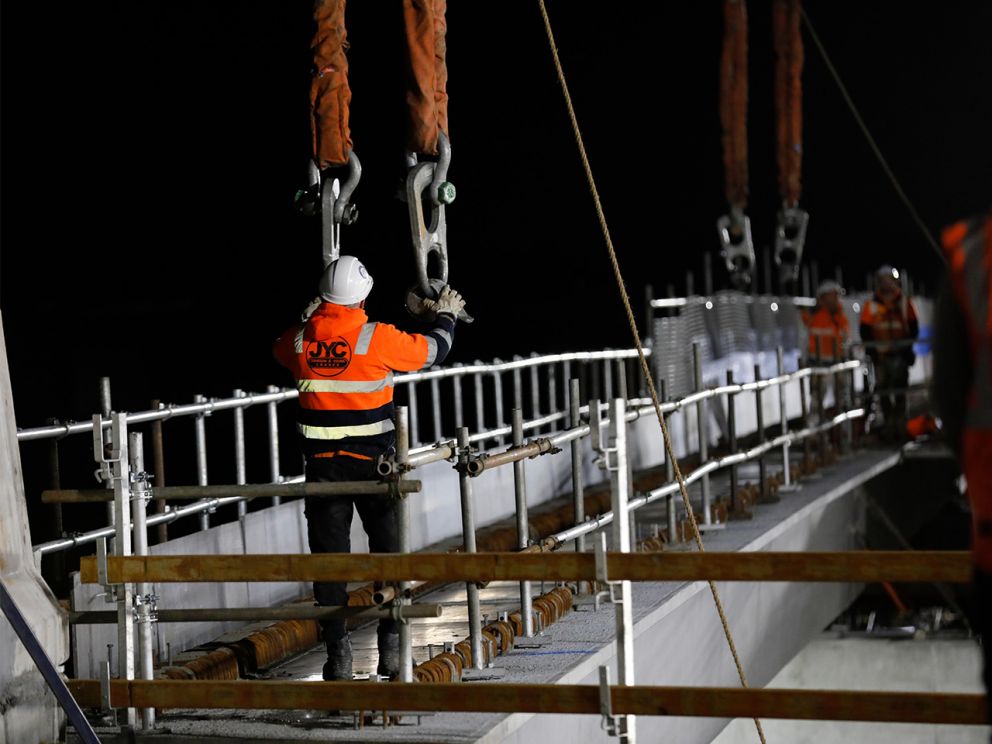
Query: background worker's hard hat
319 256 374 305
816 279 844 296
876 264 900 280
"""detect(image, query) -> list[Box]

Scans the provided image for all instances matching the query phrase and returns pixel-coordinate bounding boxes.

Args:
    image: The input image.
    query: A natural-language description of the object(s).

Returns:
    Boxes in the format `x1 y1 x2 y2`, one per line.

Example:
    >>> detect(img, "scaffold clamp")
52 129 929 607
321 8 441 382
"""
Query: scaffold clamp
389 597 412 625
135 593 159 624
130 470 153 502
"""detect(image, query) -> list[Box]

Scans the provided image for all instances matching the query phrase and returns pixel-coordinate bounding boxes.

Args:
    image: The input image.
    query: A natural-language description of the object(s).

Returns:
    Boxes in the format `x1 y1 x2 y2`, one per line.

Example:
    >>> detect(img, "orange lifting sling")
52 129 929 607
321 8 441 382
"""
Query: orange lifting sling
717 0 755 288
309 0 449 169
772 0 809 287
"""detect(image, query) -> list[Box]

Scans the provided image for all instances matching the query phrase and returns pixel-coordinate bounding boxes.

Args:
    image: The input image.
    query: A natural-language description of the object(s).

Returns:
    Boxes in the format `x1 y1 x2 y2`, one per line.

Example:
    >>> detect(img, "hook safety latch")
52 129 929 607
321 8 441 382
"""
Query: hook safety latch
716 210 755 289
774 205 809 285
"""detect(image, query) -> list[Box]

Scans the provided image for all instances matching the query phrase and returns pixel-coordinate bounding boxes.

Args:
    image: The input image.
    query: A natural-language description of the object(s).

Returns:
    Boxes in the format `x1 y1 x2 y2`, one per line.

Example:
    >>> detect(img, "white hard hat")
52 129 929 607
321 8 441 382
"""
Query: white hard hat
816 279 843 296
319 256 374 305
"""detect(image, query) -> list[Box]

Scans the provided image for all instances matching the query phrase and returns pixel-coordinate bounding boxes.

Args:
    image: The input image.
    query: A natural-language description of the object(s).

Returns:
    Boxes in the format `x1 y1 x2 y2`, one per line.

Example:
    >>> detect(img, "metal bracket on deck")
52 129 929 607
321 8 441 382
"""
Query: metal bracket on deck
92 414 121 485
590 402 608 469
600 445 621 474
599 665 624 737
96 537 117 601
99 660 114 713
594 533 620 605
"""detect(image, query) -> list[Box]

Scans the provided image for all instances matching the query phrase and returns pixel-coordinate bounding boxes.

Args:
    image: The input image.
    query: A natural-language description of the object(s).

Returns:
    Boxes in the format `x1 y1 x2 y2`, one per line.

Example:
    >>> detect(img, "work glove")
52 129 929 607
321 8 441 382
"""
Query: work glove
300 296 322 322
422 286 465 319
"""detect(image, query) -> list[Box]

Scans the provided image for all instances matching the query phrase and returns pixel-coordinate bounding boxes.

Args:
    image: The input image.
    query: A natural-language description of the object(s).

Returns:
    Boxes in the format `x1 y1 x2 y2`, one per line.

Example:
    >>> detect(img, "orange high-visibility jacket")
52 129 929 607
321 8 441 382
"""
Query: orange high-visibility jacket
940 214 992 571
859 292 919 357
274 304 455 459
805 305 849 361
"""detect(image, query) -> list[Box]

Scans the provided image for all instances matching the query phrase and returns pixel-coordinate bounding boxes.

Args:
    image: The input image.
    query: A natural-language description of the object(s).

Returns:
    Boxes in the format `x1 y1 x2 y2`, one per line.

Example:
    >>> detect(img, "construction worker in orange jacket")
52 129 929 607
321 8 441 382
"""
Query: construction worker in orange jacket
860 265 919 438
933 211 992 722
274 255 465 681
805 279 850 362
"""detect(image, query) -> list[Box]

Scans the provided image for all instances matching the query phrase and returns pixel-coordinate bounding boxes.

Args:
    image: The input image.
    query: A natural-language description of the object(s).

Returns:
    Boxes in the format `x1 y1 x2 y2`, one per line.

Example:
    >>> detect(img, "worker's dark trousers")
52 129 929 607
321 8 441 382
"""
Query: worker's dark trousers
304 456 400 646
874 356 910 429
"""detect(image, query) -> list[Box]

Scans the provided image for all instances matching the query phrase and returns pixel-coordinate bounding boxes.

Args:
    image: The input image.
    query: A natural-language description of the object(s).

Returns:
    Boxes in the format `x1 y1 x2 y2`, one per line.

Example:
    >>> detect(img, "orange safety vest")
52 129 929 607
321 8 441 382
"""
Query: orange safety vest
859 293 919 355
274 303 450 459
942 214 992 571
805 305 849 361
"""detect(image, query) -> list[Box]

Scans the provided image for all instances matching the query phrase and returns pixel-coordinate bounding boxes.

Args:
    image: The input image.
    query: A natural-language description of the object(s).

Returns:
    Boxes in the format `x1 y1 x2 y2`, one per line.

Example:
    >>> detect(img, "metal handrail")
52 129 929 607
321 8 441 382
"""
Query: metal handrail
16 389 299 442
16 348 649 442
397 348 649 383
650 294 817 309
32 359 835 554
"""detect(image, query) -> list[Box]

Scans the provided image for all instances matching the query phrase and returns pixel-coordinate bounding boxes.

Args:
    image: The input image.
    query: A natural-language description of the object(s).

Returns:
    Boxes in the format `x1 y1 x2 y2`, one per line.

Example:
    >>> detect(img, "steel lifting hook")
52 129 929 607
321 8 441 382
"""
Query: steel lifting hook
405 132 472 323
716 208 756 289
320 151 362 267
295 153 362 268
774 205 810 287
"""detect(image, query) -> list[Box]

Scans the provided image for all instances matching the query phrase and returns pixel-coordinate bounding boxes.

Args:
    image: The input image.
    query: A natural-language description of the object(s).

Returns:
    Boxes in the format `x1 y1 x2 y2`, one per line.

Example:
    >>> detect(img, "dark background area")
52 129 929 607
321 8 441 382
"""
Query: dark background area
3 1 991 425
1 2 990 584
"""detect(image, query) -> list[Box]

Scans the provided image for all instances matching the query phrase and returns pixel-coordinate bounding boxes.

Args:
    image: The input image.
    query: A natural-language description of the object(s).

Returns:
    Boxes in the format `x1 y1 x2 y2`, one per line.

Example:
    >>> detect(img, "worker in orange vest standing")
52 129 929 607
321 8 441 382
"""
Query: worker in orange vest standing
274 255 466 681
860 265 919 440
933 211 992 723
805 279 850 363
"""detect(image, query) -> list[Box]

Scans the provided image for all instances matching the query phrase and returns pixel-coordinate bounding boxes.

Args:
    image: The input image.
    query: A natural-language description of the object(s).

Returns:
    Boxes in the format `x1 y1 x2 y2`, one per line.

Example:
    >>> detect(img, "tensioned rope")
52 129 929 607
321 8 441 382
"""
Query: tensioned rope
535 2 767 742
800 6 945 266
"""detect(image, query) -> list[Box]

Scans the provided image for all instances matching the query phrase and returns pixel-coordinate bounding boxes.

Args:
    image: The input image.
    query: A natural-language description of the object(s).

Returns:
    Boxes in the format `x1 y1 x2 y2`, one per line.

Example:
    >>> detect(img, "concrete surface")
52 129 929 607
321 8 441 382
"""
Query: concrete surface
712 635 990 744
1 315 68 744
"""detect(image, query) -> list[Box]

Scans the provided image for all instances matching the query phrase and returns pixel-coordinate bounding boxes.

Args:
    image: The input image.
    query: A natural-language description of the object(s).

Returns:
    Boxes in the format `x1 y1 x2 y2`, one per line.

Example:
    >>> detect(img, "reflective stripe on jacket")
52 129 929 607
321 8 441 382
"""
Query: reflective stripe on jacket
274 303 455 458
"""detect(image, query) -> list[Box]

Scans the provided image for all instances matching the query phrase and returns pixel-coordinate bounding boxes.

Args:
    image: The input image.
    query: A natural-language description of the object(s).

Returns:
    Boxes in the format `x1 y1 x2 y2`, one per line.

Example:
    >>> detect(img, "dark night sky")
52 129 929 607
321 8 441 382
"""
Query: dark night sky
2 1 991 431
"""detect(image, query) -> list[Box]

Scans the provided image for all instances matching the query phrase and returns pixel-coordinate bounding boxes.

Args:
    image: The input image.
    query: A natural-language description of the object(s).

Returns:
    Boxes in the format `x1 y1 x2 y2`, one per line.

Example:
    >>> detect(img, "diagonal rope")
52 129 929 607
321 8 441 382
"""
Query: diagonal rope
800 6 945 266
536 2 767 742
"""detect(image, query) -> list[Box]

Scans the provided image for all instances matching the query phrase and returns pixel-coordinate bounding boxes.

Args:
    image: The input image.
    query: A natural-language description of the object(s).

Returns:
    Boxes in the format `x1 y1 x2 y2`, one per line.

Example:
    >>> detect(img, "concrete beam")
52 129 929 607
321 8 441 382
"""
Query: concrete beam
0 314 67 743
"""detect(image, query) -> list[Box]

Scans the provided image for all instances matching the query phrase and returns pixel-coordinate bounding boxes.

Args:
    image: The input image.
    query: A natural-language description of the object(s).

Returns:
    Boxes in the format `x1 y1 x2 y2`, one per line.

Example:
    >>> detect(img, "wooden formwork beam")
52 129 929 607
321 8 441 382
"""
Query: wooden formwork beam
79 551 972 585
65 680 987 725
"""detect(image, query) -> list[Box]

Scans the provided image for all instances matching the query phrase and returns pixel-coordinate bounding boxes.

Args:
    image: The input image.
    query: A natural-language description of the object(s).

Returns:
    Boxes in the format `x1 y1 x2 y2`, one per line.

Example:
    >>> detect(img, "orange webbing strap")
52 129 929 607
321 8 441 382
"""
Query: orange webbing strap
720 0 749 211
773 0 803 207
311 450 375 461
310 0 353 168
403 0 449 156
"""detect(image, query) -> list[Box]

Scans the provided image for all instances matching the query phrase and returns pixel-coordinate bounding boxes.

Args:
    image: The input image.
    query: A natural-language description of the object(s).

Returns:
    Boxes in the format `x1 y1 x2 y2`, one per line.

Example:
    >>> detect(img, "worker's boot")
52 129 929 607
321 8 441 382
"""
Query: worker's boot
322 634 353 681
376 628 400 680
